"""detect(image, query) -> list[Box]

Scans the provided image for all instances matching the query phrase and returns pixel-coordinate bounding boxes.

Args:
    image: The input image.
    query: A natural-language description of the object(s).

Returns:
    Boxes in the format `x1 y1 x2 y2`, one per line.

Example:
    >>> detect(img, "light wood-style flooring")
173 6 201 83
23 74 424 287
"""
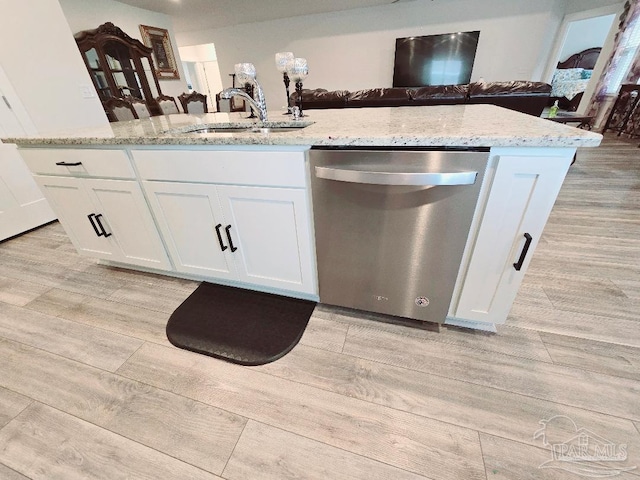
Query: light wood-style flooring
0 134 639 479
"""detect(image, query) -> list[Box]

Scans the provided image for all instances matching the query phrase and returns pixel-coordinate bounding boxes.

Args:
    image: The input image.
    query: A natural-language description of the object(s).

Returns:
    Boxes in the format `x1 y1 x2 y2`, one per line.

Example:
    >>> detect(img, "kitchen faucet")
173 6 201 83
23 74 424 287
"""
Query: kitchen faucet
219 82 268 122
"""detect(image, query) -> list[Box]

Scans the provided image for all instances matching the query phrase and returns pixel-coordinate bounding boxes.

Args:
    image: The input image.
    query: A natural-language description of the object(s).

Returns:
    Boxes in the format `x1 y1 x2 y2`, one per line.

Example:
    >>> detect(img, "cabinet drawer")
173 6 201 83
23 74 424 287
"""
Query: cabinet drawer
132 149 308 187
19 148 135 179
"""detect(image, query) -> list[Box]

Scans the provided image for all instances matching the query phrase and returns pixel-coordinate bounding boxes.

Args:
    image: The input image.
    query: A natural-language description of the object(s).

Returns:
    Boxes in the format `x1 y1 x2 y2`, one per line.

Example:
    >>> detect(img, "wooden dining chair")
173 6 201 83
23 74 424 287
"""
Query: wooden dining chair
126 96 151 119
178 92 208 114
156 94 180 115
103 97 138 122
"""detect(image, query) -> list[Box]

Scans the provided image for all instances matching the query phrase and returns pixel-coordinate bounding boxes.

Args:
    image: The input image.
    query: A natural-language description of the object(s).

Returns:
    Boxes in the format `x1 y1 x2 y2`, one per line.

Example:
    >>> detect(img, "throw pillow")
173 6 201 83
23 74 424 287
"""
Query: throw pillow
552 68 584 84
581 69 593 79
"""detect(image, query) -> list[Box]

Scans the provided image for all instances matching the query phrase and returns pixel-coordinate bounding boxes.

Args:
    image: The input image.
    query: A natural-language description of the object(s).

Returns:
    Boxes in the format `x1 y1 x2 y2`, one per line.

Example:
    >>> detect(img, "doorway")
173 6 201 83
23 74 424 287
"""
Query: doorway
545 6 618 114
178 43 223 112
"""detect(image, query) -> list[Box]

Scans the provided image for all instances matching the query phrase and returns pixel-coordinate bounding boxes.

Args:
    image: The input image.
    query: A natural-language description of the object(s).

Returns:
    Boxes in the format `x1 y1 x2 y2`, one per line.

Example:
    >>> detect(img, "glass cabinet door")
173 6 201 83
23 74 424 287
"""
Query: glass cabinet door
140 57 159 99
104 40 142 99
84 47 111 101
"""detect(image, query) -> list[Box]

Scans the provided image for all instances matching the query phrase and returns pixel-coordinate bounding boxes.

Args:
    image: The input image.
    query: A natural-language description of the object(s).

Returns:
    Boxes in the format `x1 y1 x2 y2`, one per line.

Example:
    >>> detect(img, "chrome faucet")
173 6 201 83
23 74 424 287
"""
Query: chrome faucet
219 83 268 122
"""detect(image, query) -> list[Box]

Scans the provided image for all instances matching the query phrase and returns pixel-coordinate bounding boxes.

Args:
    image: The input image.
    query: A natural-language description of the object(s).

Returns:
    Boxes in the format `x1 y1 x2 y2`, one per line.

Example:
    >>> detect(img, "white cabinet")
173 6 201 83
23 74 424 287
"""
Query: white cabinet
142 181 235 280
142 180 316 295
22 146 173 272
134 147 316 296
33 175 116 260
217 184 315 293
451 149 573 325
34 175 170 270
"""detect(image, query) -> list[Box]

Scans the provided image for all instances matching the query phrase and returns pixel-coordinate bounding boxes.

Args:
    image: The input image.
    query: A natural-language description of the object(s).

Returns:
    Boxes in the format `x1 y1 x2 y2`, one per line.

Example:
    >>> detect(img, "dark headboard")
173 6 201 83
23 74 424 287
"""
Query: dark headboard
557 47 602 70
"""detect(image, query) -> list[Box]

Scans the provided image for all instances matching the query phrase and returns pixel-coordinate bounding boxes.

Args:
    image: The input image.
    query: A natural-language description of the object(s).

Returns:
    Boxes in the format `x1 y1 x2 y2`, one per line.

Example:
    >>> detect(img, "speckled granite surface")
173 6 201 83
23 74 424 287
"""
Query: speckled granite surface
2 104 602 148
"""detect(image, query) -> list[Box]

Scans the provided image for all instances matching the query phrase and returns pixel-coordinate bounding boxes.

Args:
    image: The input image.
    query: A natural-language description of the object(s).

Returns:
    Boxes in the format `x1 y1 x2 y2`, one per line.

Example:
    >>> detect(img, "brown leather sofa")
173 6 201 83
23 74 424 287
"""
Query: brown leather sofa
291 81 551 116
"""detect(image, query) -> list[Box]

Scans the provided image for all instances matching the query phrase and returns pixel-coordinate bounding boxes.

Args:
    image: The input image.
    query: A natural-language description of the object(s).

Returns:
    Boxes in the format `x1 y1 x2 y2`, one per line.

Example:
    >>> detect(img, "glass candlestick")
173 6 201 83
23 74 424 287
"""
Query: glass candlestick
275 52 294 113
234 62 256 84
234 63 257 118
244 82 256 118
286 58 308 117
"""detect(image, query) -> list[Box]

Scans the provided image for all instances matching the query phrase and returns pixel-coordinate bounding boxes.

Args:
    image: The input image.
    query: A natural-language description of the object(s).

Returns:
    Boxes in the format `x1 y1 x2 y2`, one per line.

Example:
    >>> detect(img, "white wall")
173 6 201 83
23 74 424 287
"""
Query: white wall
177 0 567 110
559 14 616 61
0 0 107 133
59 0 189 99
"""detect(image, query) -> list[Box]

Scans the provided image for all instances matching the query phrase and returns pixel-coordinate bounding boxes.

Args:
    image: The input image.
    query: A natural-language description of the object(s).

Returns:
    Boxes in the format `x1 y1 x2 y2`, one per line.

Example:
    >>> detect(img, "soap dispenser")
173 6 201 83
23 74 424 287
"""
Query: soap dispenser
549 100 559 118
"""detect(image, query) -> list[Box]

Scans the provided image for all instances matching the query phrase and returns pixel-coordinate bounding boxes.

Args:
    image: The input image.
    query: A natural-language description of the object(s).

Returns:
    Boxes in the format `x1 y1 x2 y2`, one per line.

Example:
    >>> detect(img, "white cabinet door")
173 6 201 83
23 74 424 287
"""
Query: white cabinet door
141 181 236 279
0 64 36 137
34 175 170 270
454 154 572 324
217 185 316 295
0 89 25 137
84 178 171 271
0 145 56 241
33 175 118 260
142 181 317 295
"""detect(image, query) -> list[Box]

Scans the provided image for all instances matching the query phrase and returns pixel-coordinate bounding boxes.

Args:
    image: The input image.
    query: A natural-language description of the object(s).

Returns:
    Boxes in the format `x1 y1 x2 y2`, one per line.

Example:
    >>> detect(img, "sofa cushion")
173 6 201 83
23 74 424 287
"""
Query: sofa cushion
293 88 349 109
347 88 413 107
467 81 551 116
468 81 551 97
410 85 469 105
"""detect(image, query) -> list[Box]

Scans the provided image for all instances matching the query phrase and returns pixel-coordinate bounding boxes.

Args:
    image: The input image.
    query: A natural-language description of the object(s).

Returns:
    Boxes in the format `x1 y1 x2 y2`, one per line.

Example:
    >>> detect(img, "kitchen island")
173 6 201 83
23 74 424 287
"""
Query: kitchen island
3 104 601 331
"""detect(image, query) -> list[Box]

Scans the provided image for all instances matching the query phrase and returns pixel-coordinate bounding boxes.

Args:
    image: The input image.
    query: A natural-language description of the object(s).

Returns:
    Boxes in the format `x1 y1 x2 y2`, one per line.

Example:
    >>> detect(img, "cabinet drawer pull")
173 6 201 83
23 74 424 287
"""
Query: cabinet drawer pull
94 214 112 238
87 214 102 237
55 161 82 166
225 225 238 252
215 224 228 251
513 233 533 271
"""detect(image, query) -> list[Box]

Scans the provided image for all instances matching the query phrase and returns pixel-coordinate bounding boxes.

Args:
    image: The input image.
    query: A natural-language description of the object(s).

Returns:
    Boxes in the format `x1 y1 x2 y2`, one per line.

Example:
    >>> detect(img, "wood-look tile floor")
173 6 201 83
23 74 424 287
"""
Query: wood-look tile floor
0 134 639 479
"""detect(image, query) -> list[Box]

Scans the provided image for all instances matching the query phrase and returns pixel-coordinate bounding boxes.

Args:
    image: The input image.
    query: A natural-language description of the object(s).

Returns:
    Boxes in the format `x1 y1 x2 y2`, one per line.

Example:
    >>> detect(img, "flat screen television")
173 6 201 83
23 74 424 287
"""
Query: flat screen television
392 31 480 87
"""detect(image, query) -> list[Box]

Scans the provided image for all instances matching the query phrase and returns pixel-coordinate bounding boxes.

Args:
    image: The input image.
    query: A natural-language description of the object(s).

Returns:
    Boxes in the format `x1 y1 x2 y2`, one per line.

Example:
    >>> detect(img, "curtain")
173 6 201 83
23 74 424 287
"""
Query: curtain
586 0 640 130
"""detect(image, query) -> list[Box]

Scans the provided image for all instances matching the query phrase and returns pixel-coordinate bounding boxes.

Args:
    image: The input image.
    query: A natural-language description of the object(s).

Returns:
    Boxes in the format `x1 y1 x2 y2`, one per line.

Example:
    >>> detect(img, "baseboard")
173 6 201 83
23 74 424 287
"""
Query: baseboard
0 199 57 242
445 317 497 332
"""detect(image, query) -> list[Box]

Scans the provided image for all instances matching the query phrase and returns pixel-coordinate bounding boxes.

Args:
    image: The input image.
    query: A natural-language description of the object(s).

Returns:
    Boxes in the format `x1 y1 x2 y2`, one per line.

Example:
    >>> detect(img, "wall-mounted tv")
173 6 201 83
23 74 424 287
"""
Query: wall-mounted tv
392 31 480 87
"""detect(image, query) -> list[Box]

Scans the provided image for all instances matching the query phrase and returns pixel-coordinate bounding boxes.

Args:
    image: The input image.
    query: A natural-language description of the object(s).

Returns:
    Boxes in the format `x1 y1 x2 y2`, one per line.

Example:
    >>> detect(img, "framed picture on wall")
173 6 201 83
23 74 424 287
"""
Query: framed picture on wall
139 24 180 79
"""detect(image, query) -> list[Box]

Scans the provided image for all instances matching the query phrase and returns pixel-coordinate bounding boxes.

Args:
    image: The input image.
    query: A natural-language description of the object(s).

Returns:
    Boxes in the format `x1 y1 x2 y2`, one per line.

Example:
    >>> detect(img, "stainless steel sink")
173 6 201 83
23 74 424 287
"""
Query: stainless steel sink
182 125 309 134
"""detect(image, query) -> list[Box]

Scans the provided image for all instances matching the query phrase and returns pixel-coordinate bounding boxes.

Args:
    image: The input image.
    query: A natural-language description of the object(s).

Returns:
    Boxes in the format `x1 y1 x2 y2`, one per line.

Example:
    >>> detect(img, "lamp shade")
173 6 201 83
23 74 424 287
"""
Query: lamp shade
275 52 294 73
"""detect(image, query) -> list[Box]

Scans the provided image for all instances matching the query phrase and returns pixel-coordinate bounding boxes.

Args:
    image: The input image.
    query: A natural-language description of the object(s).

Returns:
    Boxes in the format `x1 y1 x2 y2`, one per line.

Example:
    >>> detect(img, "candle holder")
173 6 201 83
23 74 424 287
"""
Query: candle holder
286 58 309 117
234 63 257 118
275 52 294 114
244 82 256 118
234 62 256 83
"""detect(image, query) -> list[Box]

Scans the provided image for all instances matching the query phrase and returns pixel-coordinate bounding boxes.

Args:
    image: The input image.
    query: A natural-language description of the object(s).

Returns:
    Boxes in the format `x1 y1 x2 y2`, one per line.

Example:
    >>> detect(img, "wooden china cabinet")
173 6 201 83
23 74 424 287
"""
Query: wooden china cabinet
75 22 163 118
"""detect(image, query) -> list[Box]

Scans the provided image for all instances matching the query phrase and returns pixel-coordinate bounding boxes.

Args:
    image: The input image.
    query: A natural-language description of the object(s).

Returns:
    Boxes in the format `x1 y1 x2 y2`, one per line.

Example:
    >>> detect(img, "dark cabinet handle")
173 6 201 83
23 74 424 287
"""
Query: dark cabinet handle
225 225 238 252
55 161 82 166
87 214 102 237
94 214 112 238
513 233 533 271
215 223 228 251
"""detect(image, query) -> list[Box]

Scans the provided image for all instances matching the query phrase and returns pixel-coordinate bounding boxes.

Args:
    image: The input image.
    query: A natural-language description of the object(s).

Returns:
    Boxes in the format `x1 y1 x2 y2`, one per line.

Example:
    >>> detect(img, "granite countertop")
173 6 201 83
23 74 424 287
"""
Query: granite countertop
2 104 602 148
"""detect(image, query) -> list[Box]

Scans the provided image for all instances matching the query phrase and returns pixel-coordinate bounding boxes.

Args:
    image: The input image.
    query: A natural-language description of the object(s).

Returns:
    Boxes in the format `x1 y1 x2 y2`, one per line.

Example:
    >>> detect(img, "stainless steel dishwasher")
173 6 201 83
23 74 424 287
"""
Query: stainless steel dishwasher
309 148 490 324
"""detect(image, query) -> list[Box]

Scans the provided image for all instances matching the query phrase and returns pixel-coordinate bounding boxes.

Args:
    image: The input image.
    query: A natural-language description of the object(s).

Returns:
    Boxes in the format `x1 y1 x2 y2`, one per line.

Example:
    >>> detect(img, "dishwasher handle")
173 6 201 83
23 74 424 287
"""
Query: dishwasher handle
315 166 477 186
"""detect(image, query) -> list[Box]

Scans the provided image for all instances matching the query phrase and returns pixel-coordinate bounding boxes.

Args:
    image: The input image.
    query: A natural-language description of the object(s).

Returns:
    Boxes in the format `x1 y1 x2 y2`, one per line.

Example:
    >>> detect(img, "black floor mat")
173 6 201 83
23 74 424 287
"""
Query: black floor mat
166 282 316 366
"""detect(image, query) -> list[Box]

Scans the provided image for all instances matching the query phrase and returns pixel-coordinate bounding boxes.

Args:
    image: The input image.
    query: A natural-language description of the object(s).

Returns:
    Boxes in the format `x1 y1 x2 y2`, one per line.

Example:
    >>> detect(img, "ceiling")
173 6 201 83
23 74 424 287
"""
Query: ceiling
114 0 415 33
